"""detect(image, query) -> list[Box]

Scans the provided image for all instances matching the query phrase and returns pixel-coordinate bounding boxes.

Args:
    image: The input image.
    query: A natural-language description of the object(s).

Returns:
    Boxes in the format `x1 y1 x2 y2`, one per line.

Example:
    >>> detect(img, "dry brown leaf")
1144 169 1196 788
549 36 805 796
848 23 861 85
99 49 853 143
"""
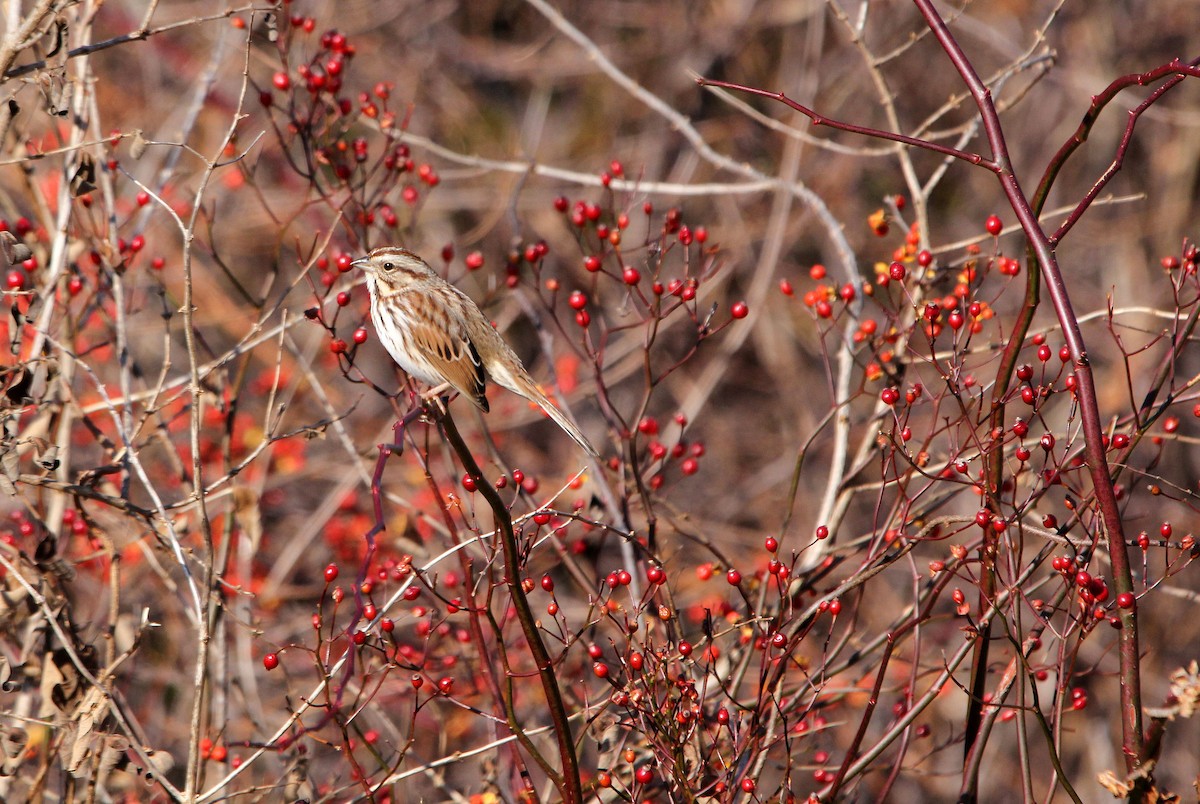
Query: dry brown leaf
65 685 107 774
232 485 263 553
1169 660 1200 718
0 724 27 777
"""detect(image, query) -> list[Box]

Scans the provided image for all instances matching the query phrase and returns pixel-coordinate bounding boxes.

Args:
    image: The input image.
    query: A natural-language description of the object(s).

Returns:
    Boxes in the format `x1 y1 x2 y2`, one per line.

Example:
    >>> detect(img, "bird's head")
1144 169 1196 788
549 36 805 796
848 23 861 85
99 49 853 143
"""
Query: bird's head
351 247 434 290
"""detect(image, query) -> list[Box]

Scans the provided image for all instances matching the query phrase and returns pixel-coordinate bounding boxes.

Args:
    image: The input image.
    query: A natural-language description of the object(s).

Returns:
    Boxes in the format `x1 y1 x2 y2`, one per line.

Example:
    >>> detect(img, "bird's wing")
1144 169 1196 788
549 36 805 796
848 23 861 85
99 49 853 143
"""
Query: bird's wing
407 313 489 411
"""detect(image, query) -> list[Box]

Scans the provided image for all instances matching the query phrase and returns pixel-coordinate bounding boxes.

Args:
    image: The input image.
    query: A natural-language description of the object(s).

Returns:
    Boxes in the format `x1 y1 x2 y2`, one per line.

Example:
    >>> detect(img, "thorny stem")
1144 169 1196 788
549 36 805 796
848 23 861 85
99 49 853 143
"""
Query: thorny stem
909 0 1147 777
977 51 1199 788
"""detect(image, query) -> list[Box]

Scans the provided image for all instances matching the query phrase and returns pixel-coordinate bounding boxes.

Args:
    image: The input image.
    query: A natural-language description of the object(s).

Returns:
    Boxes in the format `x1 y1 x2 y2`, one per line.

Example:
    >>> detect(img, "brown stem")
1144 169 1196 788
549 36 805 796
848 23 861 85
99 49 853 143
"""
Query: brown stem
439 410 583 804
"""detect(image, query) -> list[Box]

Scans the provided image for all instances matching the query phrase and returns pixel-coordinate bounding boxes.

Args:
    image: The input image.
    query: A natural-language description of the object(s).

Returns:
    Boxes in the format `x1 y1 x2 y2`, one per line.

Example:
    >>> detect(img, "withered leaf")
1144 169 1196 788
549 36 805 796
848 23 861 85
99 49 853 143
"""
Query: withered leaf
128 129 148 159
232 485 263 552
0 232 31 268
68 154 96 196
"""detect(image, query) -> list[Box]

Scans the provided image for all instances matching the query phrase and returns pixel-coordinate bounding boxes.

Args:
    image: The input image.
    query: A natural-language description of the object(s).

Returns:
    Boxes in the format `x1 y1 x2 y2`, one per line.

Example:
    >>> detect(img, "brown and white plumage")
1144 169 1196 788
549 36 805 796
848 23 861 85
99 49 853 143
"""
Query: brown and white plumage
353 246 598 457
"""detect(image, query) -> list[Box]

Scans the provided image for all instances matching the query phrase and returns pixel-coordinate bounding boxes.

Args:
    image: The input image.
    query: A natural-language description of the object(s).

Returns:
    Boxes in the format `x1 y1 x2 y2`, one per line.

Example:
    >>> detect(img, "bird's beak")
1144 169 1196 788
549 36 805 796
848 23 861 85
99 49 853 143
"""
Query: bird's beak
350 256 369 269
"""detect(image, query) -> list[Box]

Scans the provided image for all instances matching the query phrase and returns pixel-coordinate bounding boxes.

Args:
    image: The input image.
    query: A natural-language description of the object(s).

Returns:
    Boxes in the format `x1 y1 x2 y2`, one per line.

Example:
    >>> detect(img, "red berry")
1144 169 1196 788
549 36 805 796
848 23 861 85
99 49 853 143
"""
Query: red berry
985 215 1002 235
889 261 906 281
726 569 741 586
568 290 587 310
1116 593 1135 609
622 266 640 285
263 653 279 670
730 301 749 319
324 564 338 583
272 72 290 91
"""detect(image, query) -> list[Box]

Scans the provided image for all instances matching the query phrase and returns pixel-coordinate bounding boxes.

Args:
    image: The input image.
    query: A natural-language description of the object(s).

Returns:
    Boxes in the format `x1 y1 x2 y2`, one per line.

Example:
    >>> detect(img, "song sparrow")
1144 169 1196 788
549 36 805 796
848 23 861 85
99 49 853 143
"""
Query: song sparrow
353 246 598 457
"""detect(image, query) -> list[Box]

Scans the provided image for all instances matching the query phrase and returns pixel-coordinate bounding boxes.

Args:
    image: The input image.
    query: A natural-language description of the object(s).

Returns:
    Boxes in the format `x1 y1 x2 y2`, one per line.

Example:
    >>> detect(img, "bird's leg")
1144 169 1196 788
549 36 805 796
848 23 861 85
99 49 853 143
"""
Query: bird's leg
420 381 452 406
417 384 456 423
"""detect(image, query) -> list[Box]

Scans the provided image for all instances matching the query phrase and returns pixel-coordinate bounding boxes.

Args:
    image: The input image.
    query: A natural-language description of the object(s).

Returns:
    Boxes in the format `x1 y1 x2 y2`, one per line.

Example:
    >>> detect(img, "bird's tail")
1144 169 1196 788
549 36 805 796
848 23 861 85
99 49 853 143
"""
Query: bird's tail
534 393 599 458
510 379 598 457
487 358 598 457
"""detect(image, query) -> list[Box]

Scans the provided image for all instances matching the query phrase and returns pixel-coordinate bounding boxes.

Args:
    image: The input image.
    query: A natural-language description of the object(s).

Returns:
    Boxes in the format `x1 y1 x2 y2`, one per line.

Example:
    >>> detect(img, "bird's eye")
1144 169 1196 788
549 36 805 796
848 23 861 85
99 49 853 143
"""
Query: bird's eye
382 262 394 271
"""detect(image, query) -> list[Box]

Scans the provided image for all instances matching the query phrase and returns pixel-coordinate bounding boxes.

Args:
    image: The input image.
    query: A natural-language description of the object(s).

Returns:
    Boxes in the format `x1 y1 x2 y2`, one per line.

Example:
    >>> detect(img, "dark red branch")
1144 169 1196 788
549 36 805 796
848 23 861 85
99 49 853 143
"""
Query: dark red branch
912 0 1146 775
696 77 993 168
439 411 583 804
1047 60 1200 244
